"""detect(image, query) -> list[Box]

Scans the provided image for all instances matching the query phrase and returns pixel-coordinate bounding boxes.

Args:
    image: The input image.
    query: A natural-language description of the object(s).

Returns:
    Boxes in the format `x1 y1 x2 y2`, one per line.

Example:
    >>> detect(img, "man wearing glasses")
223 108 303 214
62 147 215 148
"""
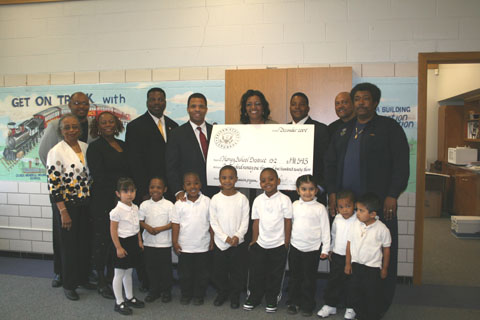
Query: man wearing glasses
39 91 98 289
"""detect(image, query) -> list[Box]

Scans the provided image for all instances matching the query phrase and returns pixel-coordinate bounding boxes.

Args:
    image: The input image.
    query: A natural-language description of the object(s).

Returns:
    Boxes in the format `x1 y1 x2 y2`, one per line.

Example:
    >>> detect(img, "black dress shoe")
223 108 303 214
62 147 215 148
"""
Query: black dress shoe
161 292 172 303
51 274 62 288
145 294 160 303
79 282 97 290
97 286 115 299
126 297 145 308
64 289 79 301
193 297 204 306
213 295 227 306
114 302 132 315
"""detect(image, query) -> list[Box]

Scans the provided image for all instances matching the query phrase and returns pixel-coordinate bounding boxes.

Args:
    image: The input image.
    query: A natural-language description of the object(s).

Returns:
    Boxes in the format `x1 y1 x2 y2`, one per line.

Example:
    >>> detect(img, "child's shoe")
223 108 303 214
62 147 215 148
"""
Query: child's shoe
114 302 133 315
243 300 258 311
125 297 145 308
344 308 356 320
266 303 277 313
317 305 337 318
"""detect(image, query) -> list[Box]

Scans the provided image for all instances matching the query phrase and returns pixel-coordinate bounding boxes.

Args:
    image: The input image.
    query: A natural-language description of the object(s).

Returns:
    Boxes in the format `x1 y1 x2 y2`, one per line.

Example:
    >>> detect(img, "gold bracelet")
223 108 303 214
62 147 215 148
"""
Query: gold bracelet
60 208 67 212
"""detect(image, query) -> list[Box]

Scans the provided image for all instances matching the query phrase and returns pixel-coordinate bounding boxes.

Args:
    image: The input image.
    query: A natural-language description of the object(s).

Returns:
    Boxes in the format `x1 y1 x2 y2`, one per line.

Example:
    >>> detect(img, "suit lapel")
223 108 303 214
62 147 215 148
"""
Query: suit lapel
186 123 205 162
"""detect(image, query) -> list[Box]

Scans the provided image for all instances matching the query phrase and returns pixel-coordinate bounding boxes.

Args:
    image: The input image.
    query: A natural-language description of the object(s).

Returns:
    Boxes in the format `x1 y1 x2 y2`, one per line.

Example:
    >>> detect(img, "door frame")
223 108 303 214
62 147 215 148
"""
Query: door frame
414 51 480 285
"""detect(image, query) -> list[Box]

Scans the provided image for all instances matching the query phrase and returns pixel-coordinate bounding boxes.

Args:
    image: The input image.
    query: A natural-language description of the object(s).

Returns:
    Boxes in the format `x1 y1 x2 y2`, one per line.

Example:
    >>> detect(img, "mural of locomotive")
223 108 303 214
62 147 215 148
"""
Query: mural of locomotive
2 104 131 162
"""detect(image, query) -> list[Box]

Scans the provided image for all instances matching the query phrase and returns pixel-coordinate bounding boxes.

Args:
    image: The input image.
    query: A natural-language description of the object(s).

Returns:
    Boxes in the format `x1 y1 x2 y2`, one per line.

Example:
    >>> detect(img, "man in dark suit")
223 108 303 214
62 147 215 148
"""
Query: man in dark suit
289 92 330 204
166 92 219 200
126 87 178 204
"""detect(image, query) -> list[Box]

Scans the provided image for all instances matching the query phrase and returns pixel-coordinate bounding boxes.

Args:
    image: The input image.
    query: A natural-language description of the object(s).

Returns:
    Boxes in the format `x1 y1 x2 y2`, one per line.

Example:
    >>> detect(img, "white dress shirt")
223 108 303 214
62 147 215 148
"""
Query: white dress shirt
139 198 175 248
210 191 250 251
171 194 210 253
331 213 357 255
291 198 330 254
109 201 140 238
252 191 293 249
348 218 391 269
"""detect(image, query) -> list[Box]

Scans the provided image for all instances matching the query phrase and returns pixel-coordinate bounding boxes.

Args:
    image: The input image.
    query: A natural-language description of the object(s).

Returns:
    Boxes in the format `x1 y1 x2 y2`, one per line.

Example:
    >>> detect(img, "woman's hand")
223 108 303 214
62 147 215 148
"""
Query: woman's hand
60 211 72 230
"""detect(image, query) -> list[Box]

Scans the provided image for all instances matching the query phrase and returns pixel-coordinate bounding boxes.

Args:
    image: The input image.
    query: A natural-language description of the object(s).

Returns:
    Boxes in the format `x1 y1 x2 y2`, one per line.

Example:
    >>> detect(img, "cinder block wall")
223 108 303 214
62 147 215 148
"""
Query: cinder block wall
1 0 480 277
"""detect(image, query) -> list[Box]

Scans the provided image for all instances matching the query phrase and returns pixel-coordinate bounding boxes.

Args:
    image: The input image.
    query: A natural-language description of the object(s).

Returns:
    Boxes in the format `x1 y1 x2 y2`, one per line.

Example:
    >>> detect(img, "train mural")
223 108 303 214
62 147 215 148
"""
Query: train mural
2 104 131 164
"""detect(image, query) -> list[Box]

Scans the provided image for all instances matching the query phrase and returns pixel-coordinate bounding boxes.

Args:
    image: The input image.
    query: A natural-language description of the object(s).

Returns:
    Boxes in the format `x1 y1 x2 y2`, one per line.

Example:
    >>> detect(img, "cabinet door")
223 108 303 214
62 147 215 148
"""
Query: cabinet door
454 173 478 216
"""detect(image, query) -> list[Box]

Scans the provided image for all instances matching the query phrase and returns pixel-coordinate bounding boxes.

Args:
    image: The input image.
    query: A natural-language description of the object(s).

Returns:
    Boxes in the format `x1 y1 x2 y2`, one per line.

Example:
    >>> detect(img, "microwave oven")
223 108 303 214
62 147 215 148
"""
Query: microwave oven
448 147 478 165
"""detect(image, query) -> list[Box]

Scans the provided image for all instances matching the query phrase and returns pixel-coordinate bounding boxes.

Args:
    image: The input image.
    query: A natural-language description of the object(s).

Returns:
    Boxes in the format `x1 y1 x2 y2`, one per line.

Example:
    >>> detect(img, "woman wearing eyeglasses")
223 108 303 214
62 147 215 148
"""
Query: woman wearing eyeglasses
46 113 94 301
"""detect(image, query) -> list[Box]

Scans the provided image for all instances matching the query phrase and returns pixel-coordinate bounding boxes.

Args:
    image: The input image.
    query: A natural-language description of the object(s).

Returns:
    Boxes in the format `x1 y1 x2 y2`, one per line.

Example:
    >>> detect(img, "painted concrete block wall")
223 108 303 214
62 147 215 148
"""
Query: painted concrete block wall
0 0 480 75
0 0 465 277
0 64 418 277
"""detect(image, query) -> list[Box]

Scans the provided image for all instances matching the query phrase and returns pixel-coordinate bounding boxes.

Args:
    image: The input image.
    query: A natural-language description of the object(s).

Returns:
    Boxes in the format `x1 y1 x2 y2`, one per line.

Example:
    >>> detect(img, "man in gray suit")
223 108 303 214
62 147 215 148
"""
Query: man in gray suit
39 92 97 288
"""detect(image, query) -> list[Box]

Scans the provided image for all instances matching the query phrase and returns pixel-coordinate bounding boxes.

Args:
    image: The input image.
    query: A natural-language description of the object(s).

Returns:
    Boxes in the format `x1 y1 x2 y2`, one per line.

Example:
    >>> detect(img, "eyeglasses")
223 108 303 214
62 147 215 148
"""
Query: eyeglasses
246 102 262 107
71 101 89 106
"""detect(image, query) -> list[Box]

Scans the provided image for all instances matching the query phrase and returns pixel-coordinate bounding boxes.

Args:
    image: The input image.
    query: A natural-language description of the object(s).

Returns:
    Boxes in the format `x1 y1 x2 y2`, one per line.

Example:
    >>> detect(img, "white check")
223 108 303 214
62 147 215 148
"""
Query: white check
207 124 314 190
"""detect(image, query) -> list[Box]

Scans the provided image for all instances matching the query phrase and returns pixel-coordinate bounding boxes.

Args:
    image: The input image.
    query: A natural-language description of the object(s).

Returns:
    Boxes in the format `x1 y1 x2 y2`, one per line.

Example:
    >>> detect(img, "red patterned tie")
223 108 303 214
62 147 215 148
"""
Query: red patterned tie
197 127 208 160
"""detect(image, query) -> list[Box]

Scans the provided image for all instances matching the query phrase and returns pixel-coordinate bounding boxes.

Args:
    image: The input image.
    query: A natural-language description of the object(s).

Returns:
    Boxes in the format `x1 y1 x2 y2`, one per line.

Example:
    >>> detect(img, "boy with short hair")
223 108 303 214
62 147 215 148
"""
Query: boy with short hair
139 177 175 304
210 165 250 309
243 168 293 313
345 192 391 320
171 172 213 306
318 189 357 319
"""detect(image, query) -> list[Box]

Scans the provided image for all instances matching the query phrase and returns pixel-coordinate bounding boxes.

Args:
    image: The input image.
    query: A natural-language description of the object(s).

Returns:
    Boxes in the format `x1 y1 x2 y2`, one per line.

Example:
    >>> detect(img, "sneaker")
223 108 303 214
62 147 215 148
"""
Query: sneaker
266 304 277 313
317 305 337 318
114 302 132 315
287 304 299 314
243 300 258 311
125 297 145 308
344 308 356 320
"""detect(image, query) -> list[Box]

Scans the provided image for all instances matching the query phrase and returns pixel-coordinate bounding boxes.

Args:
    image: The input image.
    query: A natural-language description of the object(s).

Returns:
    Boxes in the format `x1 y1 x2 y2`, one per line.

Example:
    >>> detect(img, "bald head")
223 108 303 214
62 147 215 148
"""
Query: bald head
334 91 354 122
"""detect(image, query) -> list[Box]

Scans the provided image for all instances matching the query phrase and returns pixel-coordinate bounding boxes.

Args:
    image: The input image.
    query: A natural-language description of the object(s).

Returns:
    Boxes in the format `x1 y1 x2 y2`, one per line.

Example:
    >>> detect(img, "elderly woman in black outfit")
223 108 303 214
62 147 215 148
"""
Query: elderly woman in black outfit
47 114 95 301
87 111 130 299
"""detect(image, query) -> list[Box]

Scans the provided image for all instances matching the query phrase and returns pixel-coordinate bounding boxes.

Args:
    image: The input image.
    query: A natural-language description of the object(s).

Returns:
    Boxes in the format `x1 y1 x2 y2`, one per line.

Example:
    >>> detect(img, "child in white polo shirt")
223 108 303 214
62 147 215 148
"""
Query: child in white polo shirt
243 168 292 313
139 177 175 304
318 189 357 319
287 175 330 317
210 165 249 309
171 172 213 306
110 178 145 316
345 192 391 320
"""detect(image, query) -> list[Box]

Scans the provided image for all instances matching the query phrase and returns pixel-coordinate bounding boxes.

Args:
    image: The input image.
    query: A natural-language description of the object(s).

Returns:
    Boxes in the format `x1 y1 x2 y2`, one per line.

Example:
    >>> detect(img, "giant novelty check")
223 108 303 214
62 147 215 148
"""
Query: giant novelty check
206 124 314 190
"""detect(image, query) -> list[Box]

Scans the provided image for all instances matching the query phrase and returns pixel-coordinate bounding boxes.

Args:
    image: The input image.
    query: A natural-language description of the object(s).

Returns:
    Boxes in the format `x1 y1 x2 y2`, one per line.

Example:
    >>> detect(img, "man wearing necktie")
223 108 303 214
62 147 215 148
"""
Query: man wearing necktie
166 93 219 200
126 87 178 204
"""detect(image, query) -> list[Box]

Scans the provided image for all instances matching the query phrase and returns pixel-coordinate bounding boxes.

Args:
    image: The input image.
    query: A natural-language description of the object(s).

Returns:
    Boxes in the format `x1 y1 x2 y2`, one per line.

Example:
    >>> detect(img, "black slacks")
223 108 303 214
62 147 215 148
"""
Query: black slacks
59 203 90 290
51 201 62 276
350 263 382 320
213 242 247 300
380 215 398 313
144 246 173 296
178 252 209 299
323 252 352 308
287 245 320 312
248 243 287 306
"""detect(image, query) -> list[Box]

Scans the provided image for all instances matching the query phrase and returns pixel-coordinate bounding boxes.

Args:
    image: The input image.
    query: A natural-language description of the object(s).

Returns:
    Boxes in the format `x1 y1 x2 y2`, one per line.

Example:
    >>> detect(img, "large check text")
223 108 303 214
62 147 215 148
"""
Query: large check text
207 124 314 190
